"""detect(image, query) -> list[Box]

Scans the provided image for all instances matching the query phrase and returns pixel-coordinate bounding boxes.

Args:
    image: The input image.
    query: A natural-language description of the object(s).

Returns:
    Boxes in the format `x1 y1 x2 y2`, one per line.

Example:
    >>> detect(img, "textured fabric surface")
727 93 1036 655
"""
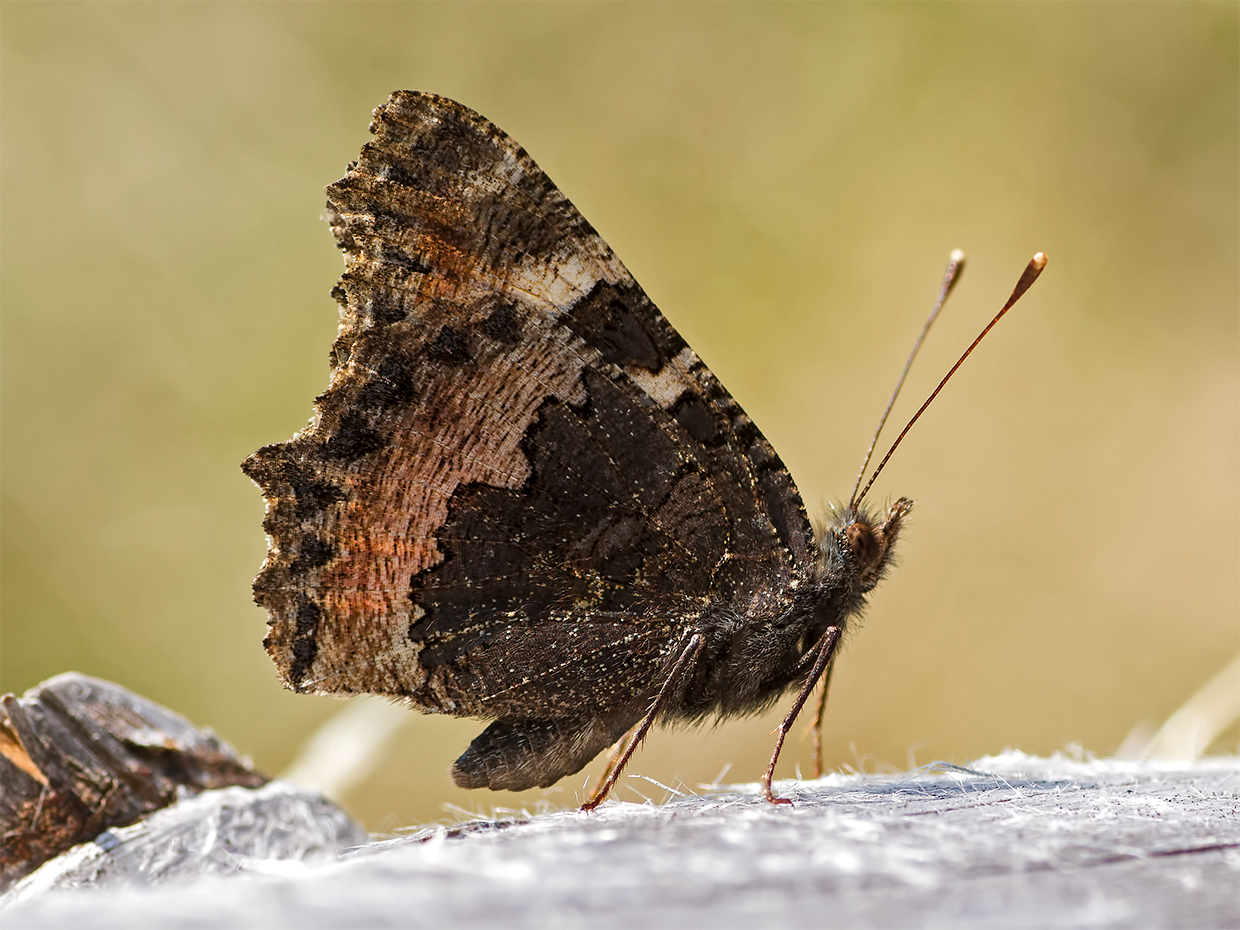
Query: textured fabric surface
5 753 1238 929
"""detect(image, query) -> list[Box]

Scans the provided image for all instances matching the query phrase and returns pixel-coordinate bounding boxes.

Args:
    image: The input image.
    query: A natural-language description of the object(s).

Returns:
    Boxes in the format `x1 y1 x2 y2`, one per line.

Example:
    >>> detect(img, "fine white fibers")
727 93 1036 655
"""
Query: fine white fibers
6 755 1237 930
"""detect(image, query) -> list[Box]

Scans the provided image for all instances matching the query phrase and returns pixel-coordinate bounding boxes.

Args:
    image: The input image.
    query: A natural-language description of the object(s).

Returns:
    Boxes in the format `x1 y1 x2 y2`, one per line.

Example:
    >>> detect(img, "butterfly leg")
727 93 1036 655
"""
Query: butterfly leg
581 633 704 812
761 625 842 805
589 725 638 799
809 656 839 780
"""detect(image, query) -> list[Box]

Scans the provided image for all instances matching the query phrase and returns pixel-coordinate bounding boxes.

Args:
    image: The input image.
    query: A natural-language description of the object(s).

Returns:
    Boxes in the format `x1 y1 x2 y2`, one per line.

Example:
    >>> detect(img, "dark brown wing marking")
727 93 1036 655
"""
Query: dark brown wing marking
242 92 813 717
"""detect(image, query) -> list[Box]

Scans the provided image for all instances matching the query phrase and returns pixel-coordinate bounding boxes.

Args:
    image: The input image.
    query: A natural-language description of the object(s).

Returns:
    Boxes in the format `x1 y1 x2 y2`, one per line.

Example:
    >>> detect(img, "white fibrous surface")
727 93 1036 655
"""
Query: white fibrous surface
3 782 366 909
4 753 1238 929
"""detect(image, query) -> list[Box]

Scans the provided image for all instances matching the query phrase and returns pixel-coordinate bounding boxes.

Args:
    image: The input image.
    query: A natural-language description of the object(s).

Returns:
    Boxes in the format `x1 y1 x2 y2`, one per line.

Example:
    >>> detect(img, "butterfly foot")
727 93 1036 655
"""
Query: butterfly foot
760 774 795 807
762 788 795 807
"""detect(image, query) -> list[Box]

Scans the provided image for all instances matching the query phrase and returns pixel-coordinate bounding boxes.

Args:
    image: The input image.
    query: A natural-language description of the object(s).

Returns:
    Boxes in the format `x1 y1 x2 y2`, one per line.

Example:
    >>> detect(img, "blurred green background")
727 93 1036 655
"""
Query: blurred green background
3 2 1236 831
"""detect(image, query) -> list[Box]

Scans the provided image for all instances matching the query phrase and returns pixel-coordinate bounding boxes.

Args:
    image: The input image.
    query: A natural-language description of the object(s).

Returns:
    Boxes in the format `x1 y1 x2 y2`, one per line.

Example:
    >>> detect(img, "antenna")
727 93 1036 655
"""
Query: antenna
853 251 1048 509
848 249 967 509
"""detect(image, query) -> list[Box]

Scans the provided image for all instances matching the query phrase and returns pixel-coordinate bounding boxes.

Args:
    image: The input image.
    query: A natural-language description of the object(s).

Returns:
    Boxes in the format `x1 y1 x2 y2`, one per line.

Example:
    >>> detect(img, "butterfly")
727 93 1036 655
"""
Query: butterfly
242 91 1043 808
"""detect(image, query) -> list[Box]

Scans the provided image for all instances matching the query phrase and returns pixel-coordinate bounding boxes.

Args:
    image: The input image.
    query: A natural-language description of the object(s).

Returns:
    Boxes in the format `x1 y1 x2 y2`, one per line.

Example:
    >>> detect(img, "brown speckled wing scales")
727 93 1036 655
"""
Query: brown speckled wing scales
242 91 813 788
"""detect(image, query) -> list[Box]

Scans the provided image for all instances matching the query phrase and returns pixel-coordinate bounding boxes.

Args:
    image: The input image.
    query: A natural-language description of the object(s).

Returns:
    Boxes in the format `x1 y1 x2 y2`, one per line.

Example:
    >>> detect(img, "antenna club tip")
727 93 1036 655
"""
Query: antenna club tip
1031 251 1048 270
949 249 966 263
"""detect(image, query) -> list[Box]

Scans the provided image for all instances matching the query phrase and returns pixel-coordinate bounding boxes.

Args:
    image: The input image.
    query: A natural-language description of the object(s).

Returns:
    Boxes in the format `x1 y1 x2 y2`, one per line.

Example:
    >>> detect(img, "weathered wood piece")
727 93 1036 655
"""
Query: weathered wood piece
0 674 267 888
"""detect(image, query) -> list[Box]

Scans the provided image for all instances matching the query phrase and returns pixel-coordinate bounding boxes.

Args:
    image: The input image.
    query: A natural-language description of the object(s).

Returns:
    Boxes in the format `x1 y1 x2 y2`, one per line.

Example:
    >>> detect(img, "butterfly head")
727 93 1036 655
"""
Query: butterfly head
818 497 913 593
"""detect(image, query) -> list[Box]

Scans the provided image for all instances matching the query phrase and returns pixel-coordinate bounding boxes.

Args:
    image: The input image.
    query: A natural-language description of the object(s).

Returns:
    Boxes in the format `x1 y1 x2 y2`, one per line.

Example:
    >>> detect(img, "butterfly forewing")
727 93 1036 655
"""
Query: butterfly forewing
242 91 813 724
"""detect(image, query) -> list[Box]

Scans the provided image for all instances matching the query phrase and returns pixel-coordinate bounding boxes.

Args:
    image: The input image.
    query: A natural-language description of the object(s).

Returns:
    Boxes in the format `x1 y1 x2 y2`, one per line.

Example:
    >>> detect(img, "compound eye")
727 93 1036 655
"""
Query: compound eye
846 521 879 570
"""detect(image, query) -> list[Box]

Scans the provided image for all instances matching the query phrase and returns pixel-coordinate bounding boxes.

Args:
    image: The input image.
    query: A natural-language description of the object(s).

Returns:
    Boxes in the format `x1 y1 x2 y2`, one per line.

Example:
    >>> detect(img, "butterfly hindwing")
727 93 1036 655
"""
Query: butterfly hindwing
242 92 814 732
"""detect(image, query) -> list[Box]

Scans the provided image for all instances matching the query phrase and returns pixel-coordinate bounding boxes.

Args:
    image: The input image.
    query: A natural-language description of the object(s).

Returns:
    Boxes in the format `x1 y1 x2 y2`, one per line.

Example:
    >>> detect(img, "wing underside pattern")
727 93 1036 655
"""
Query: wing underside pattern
241 92 813 731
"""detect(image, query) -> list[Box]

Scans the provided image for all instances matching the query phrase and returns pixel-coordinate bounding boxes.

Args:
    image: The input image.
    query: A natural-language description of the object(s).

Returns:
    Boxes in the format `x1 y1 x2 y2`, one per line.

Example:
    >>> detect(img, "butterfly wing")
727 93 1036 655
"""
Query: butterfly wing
242 92 813 726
